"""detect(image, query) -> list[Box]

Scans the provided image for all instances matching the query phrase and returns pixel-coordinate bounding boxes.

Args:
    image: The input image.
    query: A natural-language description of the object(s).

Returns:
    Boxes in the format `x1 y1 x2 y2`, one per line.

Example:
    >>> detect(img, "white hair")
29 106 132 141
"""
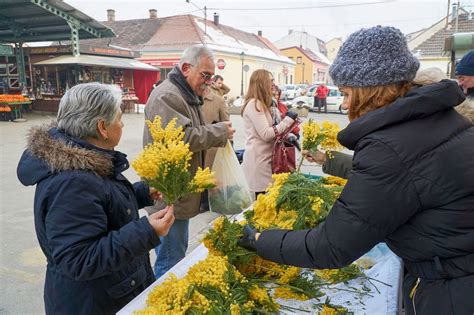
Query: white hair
413 67 448 86
57 83 122 139
179 45 215 67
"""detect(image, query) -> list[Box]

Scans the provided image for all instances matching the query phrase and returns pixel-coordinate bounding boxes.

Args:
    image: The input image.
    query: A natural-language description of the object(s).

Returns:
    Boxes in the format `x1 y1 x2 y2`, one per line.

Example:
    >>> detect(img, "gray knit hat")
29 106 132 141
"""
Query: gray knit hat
329 26 420 87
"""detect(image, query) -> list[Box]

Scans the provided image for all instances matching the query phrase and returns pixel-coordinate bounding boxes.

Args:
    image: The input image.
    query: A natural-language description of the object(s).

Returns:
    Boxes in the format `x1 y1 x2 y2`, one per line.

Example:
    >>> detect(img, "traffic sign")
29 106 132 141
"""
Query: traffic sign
217 58 226 70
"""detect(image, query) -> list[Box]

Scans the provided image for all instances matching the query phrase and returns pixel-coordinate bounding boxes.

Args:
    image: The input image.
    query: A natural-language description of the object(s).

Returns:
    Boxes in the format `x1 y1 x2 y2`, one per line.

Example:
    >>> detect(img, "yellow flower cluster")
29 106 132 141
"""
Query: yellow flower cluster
302 119 343 154
274 287 308 301
315 268 340 282
132 116 215 205
189 167 216 193
324 175 348 186
133 117 191 180
252 173 290 229
136 274 210 314
319 121 343 152
309 196 324 215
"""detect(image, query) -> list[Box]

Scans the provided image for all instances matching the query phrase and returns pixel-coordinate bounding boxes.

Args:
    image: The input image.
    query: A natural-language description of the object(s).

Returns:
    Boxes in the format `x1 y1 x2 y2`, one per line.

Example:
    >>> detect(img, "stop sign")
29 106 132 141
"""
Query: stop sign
217 58 226 70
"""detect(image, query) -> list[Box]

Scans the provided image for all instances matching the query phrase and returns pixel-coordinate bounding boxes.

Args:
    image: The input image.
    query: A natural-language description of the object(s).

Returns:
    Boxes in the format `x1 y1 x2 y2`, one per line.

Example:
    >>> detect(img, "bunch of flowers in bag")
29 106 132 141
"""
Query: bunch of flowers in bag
132 116 215 205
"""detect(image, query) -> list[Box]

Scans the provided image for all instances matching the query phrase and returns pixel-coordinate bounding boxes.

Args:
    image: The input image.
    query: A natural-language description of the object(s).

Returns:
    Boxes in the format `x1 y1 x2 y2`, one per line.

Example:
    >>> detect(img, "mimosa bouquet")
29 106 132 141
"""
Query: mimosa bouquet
297 119 343 171
132 116 215 205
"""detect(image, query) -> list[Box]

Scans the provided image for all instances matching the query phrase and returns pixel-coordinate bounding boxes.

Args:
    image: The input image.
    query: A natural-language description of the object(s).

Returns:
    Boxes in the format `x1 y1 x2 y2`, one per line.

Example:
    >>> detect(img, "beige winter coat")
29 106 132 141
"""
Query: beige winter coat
456 97 474 123
241 99 295 193
143 79 228 219
202 92 230 169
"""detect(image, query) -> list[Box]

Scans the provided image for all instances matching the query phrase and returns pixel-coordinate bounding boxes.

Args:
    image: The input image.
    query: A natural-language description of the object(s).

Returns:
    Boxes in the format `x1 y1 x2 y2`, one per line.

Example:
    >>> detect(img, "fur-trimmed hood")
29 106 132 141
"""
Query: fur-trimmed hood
17 124 128 186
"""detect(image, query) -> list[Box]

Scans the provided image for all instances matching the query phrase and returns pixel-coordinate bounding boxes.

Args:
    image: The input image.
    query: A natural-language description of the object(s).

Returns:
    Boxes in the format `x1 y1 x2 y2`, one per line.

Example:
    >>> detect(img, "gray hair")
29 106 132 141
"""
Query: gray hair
179 45 215 67
57 83 122 139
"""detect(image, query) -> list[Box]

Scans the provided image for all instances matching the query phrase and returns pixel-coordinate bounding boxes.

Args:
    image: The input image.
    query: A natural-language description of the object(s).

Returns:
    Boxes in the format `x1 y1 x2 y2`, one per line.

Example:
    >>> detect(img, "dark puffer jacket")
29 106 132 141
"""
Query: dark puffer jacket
17 126 160 315
256 80 474 314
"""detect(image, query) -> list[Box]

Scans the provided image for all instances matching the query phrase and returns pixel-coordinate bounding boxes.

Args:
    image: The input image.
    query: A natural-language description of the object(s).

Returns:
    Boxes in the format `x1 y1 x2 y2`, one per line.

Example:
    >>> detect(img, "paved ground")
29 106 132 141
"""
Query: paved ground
0 107 349 314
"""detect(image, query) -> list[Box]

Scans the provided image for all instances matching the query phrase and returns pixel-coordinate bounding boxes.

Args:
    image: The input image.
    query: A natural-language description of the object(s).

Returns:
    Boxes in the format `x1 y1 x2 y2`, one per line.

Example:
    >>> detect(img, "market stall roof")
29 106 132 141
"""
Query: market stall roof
0 0 115 43
34 54 159 71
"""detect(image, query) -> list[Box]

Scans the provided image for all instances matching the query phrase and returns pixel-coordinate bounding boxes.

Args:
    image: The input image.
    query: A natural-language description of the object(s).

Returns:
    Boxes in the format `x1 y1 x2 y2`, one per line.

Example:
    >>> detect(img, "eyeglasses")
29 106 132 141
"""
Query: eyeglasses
188 64 213 81
199 71 213 81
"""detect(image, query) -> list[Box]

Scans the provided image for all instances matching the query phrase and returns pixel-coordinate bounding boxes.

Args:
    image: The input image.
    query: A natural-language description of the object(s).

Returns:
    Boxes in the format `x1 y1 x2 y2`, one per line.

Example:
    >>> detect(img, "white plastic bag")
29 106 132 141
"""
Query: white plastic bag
208 141 252 215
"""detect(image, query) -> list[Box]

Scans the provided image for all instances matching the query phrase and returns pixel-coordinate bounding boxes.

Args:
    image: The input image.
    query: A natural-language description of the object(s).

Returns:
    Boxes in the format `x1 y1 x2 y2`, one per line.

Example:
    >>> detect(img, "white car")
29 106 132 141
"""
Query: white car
290 85 348 114
282 84 297 100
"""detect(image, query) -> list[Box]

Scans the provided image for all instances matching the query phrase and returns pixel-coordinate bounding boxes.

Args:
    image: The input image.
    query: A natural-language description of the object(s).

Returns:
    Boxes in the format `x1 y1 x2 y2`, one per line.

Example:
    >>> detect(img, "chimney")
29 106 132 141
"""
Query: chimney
288 29 293 35
149 9 157 19
107 9 115 22
213 12 219 25
257 30 262 36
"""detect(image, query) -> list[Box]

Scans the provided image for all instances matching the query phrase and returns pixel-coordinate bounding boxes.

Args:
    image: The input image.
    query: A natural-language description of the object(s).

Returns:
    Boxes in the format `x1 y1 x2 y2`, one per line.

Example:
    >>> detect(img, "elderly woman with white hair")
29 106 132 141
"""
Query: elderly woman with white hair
17 83 175 315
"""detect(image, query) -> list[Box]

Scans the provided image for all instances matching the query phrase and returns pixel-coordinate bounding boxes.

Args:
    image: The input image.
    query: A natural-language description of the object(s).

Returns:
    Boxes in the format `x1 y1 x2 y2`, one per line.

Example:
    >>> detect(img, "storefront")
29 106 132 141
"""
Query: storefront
30 45 159 113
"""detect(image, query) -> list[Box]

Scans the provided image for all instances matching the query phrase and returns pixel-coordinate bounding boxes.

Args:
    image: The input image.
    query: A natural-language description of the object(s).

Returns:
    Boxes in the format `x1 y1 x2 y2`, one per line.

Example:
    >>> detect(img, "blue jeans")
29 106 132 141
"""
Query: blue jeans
153 219 189 279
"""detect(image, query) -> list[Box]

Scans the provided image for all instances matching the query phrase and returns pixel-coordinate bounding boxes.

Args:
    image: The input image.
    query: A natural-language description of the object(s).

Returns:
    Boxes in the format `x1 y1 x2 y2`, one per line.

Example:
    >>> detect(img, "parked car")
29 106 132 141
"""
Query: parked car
290 85 348 114
282 84 297 100
295 84 308 97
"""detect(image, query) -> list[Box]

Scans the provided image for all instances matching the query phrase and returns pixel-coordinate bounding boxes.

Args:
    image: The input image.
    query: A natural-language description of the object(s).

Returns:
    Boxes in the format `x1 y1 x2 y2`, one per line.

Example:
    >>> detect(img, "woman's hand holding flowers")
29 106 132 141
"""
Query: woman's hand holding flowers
148 205 175 237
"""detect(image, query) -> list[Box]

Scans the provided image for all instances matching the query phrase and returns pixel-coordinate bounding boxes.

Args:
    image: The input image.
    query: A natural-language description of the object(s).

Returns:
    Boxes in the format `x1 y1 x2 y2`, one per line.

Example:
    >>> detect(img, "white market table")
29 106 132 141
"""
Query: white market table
118 242 403 315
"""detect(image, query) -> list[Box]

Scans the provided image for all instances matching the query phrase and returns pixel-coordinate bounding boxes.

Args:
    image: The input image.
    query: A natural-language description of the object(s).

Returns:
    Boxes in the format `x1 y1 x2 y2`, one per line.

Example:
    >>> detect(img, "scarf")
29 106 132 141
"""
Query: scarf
168 65 203 106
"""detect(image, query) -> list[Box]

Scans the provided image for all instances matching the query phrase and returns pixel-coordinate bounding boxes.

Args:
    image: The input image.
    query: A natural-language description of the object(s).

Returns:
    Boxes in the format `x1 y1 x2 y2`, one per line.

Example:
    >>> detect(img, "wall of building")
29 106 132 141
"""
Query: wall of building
280 47 313 85
325 38 342 62
418 57 451 75
140 51 295 98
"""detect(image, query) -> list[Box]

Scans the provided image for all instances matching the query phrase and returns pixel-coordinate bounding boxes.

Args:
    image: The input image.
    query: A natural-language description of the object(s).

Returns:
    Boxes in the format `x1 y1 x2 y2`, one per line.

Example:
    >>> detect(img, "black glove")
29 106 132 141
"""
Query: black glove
285 110 298 120
287 134 301 151
238 225 258 252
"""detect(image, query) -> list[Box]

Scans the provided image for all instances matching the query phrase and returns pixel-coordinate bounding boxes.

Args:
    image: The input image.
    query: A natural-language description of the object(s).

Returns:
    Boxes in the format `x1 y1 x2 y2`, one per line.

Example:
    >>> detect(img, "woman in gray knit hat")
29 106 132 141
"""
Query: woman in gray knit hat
239 26 474 315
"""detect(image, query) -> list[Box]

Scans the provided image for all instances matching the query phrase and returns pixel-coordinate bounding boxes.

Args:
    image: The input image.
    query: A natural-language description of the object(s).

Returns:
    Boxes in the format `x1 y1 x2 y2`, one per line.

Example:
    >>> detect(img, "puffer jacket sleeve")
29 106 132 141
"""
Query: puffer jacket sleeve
133 181 153 209
256 139 421 269
144 92 228 152
322 151 353 179
45 173 161 281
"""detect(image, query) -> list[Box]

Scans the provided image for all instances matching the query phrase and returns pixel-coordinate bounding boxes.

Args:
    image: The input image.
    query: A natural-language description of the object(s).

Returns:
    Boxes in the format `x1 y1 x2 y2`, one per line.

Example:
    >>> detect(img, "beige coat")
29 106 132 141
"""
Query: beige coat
241 99 295 193
143 79 228 219
456 97 474 123
202 92 230 169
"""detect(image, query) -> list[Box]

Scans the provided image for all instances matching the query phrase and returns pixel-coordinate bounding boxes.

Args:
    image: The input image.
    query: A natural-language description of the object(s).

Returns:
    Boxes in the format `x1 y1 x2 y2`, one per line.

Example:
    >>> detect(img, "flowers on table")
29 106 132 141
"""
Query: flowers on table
132 116 216 205
135 173 384 314
135 254 278 315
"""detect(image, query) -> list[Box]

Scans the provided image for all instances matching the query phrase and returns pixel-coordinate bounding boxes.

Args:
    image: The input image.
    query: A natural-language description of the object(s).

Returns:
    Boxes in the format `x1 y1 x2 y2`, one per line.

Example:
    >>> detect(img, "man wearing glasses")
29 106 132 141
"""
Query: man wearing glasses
143 45 235 279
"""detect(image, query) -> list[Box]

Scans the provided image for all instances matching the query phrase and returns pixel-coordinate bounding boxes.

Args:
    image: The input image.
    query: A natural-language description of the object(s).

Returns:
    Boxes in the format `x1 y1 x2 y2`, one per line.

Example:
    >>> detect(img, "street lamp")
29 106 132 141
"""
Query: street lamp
302 62 305 84
240 51 245 96
296 56 303 84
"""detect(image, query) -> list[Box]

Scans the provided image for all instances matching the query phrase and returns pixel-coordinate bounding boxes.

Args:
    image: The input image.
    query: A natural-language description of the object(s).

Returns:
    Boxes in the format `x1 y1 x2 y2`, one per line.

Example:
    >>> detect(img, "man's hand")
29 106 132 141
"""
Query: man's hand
149 187 163 201
148 205 175 237
303 150 327 165
222 121 236 140
238 225 260 251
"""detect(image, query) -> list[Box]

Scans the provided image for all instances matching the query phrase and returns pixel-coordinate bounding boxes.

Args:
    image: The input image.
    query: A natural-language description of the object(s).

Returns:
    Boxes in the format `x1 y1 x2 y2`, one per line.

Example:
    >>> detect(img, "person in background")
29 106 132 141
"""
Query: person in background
315 83 329 113
148 79 163 97
241 69 297 199
239 26 474 314
272 84 300 138
17 83 175 315
210 74 230 97
200 86 231 212
455 51 474 123
144 45 235 279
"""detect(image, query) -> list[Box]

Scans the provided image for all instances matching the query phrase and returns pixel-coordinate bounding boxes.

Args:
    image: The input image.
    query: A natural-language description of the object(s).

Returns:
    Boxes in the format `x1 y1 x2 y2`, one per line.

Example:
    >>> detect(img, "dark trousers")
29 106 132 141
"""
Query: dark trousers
317 97 327 112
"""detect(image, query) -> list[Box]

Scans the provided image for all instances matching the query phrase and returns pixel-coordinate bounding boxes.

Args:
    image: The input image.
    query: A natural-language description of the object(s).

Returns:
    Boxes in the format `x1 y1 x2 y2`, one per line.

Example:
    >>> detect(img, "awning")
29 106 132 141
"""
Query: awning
34 54 159 71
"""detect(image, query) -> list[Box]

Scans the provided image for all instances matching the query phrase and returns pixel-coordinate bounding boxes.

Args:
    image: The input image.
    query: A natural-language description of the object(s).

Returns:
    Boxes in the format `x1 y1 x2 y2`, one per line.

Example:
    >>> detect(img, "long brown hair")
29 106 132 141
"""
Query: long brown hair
346 82 412 121
241 69 273 115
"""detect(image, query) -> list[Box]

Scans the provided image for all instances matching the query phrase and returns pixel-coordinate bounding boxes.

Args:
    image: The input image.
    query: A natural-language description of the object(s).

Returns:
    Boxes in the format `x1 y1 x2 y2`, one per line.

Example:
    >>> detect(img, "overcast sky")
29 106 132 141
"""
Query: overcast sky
66 0 473 42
